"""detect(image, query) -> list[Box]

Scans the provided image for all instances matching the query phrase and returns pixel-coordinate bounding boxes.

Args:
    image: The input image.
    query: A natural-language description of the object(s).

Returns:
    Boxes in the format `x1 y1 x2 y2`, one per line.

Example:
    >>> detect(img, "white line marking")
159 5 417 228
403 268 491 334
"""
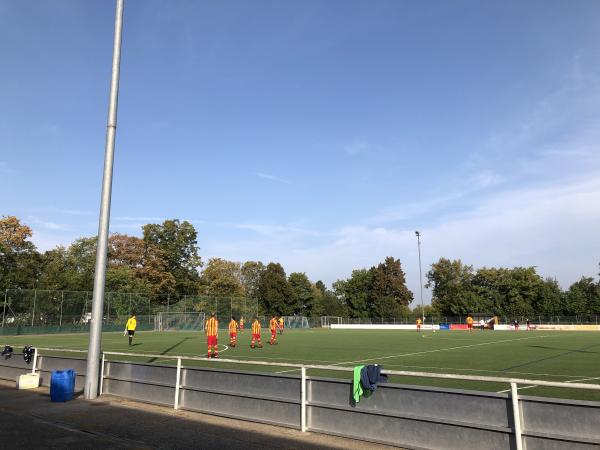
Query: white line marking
332 334 554 367
566 376 600 383
276 368 301 374
497 385 538 394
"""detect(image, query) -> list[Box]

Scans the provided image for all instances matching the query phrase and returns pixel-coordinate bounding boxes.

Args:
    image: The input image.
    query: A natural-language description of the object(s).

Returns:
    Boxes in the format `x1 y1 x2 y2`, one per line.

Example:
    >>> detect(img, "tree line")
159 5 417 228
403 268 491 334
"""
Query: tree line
1 216 599 318
426 258 600 317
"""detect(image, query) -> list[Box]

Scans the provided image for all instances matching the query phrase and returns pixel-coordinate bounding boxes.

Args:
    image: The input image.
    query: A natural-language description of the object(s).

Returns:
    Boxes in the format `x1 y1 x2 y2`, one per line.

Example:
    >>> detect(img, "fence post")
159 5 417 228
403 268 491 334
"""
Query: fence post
167 294 170 314
59 291 64 327
129 293 132 314
107 292 111 321
510 382 523 450
99 353 105 395
31 289 37 327
31 348 38 374
2 290 7 327
174 357 182 410
301 366 307 432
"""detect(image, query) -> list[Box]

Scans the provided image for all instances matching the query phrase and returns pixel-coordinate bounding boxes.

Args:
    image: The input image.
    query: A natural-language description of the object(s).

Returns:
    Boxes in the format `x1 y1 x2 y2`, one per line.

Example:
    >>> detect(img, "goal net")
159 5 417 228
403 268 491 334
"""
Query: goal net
321 316 342 328
283 316 310 329
155 312 206 331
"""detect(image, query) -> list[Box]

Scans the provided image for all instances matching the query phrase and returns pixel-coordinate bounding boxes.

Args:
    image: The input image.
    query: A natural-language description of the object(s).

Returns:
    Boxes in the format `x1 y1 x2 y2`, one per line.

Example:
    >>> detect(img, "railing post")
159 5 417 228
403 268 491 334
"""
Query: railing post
99 353 105 395
510 382 523 450
31 348 38 374
174 357 182 410
301 366 307 432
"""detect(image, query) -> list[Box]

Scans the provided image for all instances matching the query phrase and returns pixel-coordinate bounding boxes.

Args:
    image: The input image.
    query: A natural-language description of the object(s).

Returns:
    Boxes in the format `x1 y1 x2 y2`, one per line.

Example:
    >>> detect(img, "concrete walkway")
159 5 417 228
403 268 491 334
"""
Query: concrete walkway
0 380 398 449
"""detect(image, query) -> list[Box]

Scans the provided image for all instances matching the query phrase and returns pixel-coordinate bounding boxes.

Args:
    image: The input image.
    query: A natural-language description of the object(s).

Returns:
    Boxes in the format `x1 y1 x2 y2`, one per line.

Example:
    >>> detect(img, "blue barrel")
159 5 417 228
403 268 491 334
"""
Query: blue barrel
50 369 76 402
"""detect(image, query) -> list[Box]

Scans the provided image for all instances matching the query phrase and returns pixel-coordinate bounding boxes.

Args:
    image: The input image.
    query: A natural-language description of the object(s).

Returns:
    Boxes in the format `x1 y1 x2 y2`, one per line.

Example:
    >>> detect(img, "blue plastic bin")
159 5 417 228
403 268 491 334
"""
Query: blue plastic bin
50 369 76 402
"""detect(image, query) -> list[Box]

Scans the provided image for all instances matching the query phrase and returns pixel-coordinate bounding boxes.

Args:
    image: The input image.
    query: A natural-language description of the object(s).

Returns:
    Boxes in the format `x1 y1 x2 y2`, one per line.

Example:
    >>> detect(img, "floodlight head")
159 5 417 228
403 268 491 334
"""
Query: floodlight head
415 231 420 237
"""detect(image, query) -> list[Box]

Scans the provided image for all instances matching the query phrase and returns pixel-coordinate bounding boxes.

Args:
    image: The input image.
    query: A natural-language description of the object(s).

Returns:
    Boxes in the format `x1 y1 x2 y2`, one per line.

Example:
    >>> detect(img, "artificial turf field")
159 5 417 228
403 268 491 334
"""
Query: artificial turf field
4 328 600 401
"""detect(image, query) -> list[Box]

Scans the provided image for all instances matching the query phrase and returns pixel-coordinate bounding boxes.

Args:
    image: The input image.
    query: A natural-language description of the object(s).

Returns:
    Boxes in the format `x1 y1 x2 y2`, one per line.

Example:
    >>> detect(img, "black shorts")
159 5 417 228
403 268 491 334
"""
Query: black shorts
128 330 135 336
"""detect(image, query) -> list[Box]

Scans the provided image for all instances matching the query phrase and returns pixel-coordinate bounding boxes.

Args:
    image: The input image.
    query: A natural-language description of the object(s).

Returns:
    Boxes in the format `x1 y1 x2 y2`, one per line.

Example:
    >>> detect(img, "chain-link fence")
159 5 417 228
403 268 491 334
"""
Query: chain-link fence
329 316 600 325
2 289 598 332
1 289 258 330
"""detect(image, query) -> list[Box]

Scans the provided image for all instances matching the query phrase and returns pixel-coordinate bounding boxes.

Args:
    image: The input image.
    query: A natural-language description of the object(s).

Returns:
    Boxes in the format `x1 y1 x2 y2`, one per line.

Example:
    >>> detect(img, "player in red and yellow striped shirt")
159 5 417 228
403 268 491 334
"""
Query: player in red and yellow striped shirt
239 316 245 334
205 313 219 358
269 316 278 345
251 317 263 349
228 317 238 347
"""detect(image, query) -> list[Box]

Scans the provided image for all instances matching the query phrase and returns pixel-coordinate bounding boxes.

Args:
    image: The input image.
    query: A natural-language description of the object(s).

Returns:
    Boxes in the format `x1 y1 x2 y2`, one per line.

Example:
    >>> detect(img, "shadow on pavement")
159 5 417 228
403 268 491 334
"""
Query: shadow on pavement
0 381 394 450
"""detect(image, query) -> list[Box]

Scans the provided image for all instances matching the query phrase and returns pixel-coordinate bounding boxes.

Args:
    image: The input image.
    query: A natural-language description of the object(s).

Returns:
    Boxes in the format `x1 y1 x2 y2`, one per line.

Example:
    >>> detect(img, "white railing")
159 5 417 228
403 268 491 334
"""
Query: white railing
9 346 600 450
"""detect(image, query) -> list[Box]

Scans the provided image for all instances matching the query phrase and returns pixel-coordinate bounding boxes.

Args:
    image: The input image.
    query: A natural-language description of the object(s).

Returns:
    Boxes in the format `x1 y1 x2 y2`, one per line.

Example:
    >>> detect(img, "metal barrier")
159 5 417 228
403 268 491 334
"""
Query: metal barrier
1 347 600 449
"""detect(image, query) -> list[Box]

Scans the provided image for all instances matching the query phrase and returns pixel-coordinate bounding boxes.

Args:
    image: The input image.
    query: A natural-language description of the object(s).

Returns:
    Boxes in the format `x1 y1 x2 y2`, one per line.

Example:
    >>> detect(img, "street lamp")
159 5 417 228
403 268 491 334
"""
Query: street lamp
415 231 424 325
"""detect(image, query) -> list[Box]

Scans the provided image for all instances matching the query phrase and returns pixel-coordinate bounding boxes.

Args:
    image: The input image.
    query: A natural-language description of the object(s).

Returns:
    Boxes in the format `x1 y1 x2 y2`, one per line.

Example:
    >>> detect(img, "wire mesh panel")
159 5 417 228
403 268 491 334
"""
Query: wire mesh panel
283 316 309 329
155 312 205 331
320 316 342 328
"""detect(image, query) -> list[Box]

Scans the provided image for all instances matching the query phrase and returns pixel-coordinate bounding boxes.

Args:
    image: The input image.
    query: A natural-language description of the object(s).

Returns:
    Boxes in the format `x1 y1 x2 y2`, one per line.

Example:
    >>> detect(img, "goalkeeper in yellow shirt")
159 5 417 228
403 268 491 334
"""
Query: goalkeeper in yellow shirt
125 313 137 346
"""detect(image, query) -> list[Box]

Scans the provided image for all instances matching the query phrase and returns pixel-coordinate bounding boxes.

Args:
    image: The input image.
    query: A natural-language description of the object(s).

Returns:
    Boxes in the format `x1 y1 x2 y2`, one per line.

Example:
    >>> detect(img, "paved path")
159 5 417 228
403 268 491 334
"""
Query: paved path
0 380 398 449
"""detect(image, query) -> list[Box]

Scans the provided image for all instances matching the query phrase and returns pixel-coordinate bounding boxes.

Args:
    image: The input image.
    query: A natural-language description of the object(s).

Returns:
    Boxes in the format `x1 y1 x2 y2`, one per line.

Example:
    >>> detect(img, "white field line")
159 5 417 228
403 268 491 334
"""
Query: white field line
497 385 538 394
275 334 553 375
566 376 600 383
334 334 554 367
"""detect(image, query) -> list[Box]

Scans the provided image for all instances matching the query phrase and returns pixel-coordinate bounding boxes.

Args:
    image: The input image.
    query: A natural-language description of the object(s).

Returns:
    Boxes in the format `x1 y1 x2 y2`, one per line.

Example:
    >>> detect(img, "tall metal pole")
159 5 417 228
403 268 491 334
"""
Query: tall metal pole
84 0 124 400
415 231 424 324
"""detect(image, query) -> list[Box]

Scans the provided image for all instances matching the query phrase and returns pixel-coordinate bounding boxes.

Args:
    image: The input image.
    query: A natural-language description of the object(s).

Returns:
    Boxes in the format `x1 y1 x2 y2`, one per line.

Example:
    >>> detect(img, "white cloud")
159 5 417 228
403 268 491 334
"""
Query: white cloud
27 216 69 231
468 170 504 190
343 141 370 155
201 172 600 301
113 216 167 222
255 172 292 184
0 161 18 175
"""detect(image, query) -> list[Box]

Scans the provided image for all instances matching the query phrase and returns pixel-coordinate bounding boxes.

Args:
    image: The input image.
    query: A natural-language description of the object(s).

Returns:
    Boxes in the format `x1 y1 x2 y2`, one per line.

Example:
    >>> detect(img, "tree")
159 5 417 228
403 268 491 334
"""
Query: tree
319 289 347 317
471 267 541 318
566 277 599 315
142 220 202 294
533 278 565 317
61 237 98 291
0 216 40 290
108 233 176 295
426 258 480 315
200 258 244 297
412 304 438 318
333 269 373 318
369 256 413 317
39 247 72 291
288 272 316 316
240 261 265 299
256 262 292 315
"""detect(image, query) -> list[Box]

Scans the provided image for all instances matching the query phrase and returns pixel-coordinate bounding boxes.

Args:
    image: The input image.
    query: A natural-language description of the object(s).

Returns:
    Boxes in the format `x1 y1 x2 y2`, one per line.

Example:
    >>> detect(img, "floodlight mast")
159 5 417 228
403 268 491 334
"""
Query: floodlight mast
415 231 425 325
84 0 124 400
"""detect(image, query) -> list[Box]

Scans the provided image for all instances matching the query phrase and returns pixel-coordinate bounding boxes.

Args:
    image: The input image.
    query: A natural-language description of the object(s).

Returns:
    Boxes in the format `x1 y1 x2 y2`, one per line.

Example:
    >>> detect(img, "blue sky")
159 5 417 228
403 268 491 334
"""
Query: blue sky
2 0 600 300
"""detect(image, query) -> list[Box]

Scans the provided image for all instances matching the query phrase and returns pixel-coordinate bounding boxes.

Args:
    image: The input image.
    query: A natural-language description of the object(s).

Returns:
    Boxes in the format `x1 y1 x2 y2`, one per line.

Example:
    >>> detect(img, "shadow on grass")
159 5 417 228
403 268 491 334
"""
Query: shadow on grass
502 344 600 372
147 337 195 363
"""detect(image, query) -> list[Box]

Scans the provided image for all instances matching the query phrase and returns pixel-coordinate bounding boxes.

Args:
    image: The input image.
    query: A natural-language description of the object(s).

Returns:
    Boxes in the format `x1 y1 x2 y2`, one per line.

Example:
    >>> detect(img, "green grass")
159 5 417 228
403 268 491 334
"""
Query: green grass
3 329 600 401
